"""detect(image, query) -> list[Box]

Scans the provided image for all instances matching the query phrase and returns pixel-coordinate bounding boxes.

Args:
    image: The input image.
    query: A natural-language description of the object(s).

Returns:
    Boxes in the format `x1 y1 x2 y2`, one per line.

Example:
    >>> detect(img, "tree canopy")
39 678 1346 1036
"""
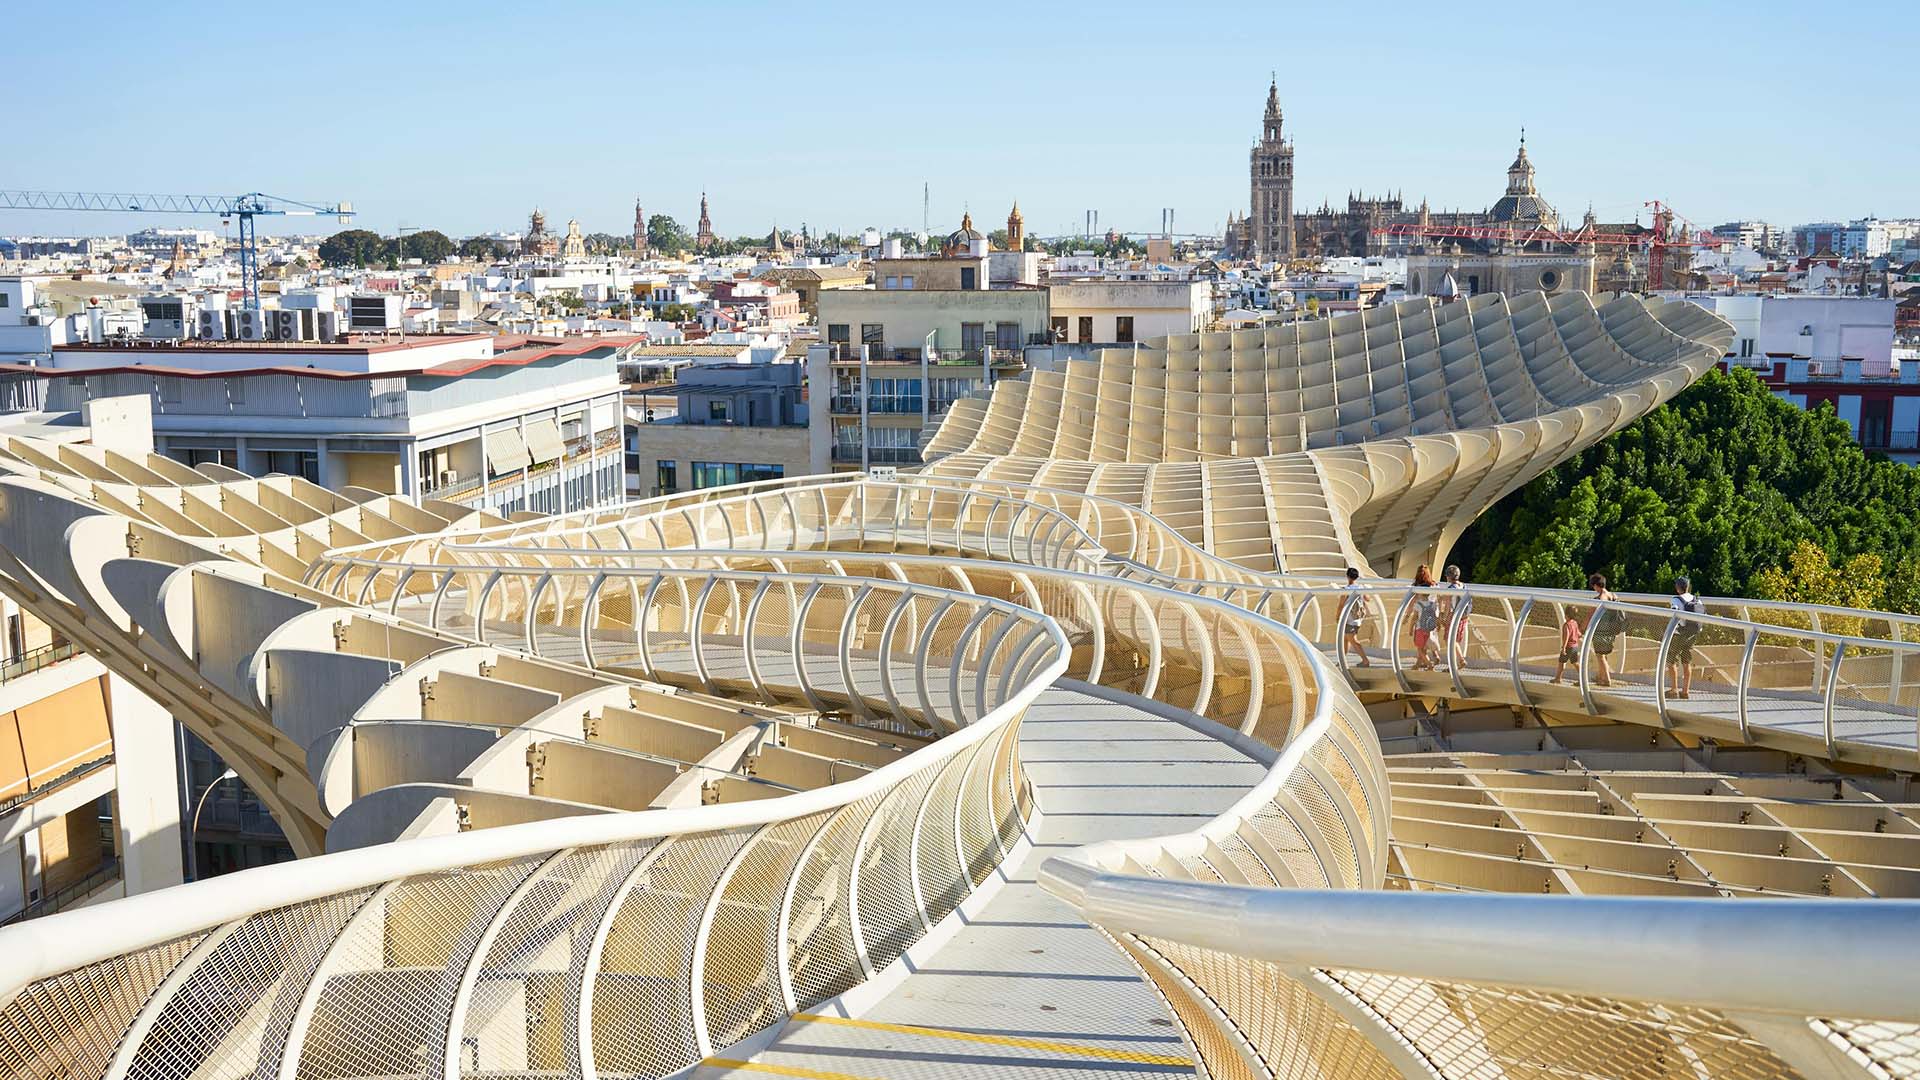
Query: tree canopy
1452 367 1920 613
647 214 692 254
317 229 387 268
400 229 454 264
460 237 508 261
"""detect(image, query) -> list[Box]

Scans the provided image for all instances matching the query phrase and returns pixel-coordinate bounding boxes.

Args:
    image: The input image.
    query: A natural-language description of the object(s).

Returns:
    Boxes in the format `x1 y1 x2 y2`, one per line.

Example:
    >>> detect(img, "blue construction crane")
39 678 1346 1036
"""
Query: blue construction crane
0 190 355 310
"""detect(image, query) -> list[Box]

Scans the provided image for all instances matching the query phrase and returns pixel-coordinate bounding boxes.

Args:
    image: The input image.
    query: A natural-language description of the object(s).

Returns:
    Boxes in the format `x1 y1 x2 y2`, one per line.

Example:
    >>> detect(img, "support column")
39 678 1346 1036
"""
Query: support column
108 673 184 895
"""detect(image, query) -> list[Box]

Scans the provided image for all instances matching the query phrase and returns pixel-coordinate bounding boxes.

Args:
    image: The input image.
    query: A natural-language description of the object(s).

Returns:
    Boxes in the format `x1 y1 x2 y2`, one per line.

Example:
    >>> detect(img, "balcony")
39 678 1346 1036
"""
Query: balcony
830 445 922 465
0 640 80 684
829 395 924 415
1861 429 1919 452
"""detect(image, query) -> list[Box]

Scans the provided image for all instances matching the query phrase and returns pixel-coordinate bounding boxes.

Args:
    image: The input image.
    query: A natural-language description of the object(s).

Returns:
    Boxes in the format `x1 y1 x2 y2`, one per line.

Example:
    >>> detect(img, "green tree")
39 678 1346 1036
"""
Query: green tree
401 230 454 264
584 232 622 255
460 237 506 261
317 229 387 268
658 302 697 322
1454 367 1920 613
648 214 693 254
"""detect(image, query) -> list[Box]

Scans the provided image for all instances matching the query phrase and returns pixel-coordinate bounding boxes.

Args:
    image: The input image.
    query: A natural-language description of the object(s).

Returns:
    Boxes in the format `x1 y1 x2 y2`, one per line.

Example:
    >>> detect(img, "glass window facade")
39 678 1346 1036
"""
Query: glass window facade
692 461 785 489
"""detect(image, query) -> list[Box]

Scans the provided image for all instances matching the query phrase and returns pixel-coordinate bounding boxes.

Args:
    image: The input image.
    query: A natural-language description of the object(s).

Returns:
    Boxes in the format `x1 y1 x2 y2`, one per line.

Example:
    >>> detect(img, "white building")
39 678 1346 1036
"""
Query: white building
1043 278 1211 345
4 333 629 517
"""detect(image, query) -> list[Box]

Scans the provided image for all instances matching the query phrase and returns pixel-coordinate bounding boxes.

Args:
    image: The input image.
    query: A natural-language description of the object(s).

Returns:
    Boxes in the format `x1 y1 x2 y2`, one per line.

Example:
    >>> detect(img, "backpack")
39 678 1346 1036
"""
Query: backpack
1672 595 1706 644
1597 606 1628 635
1414 598 1439 632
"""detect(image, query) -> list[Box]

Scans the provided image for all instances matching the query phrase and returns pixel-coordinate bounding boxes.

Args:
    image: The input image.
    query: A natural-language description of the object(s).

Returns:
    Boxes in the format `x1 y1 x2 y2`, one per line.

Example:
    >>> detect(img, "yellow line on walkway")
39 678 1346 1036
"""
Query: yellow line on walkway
789 1012 1193 1066
702 1057 884 1080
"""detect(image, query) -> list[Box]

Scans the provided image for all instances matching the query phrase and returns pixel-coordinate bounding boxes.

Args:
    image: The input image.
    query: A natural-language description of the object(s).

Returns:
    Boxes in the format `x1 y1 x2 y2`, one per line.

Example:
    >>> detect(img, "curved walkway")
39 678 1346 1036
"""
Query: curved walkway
703 686 1265 1080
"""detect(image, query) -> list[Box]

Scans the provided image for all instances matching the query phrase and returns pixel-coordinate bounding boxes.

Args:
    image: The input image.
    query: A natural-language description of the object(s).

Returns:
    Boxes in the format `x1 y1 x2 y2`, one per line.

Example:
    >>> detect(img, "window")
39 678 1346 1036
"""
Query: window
860 323 884 350
959 266 977 289
157 377 183 404
827 323 850 344
708 401 729 422
1739 338 1755 358
226 378 246 405
264 450 318 484
656 461 678 495
901 275 914 289
1077 316 1094 343
692 461 785 489
960 323 985 355
993 322 1020 350
1115 316 1134 344
1050 316 1068 341
0 293 9 308
884 276 898 289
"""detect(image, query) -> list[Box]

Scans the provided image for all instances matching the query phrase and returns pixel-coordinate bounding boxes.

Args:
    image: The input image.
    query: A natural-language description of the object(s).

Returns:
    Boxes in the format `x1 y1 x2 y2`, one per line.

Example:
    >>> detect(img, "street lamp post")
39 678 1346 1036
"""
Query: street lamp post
187 768 237 882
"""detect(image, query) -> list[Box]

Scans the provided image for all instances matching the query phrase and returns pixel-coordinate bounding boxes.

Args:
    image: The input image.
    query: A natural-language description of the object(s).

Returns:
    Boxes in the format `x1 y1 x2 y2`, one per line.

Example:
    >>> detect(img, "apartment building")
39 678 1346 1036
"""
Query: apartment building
1691 294 1915 463
1044 277 1212 345
624 360 824 498
816 254 1047 470
0 408 182 923
2 333 627 518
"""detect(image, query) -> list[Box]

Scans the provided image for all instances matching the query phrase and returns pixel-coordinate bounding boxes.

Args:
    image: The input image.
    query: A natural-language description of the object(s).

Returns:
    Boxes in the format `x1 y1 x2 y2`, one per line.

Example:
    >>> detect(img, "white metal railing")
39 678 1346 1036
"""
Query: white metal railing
1040 877 1920 1080
0 619 1062 1080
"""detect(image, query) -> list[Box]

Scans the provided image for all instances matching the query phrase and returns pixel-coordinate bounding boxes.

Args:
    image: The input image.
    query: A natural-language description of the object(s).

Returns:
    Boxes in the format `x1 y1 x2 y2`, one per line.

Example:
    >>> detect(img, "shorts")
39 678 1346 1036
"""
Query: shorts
1671 641 1695 664
1413 629 1433 649
1345 621 1363 636
1559 646 1579 664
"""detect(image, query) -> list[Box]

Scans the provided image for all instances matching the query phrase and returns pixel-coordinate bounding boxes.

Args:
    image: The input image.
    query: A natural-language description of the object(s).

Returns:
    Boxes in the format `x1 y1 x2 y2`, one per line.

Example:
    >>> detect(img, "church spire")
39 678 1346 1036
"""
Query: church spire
1261 74 1283 143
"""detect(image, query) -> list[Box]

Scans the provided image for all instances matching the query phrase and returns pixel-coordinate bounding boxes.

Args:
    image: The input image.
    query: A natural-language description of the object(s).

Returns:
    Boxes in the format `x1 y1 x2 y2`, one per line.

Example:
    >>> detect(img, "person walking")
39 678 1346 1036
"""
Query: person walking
1550 610 1583 684
1587 572 1624 687
1437 563 1467 670
1667 575 1705 700
1341 566 1372 668
1410 565 1441 670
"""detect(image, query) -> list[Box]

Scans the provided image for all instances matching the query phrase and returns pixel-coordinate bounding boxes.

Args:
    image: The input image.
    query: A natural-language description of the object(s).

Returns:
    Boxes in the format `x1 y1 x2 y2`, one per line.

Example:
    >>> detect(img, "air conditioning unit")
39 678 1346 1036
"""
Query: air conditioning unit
271 308 304 342
347 293 403 332
440 469 458 485
233 308 267 341
315 310 341 343
195 309 227 341
1807 361 1833 377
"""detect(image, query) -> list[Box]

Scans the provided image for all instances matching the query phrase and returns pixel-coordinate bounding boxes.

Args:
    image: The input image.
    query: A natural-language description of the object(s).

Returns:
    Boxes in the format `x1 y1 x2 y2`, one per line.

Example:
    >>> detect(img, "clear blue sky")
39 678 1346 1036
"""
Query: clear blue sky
8 0 1914 241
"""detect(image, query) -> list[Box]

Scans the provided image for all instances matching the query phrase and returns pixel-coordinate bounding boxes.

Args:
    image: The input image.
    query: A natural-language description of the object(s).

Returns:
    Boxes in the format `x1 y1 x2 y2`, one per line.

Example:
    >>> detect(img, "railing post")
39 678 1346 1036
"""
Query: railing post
1823 641 1845 760
1509 597 1535 707
1653 615 1677 729
1736 627 1758 743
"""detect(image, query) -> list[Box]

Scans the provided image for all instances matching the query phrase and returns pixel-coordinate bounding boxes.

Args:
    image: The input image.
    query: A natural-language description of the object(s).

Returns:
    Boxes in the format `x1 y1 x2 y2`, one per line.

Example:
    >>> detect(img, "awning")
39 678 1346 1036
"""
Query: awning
485 427 531 476
524 417 565 464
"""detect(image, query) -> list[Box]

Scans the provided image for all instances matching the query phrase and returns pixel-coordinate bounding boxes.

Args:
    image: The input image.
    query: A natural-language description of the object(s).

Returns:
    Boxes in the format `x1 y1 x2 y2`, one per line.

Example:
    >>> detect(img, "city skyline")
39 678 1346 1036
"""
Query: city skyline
7 0 1917 241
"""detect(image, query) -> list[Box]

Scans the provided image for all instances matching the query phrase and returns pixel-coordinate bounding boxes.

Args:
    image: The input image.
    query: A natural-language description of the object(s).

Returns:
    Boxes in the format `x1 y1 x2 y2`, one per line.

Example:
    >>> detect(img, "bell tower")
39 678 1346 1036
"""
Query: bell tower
1248 77 1295 260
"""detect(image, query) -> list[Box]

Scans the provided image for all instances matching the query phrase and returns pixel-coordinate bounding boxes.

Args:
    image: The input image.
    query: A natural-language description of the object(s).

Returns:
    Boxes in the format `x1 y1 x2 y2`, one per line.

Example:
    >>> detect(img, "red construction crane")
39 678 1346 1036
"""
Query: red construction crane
1373 200 1721 289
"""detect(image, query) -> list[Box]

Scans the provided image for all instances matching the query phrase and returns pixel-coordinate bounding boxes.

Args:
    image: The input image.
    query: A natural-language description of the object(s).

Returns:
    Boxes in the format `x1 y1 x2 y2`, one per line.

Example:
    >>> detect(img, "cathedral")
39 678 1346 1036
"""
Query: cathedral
1226 83 1524 261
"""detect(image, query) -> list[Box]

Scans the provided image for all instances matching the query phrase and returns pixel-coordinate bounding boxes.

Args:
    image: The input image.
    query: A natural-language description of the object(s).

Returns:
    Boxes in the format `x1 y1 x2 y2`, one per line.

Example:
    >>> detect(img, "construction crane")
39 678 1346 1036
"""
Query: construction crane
0 190 355 310
1372 200 1720 290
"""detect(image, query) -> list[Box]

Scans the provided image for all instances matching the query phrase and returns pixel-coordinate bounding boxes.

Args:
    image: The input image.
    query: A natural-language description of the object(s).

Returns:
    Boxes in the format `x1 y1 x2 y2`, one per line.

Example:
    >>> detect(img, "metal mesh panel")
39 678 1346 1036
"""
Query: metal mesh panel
294 860 539 1080
592 830 750 1076
854 770 936 972
1819 1018 1920 1078
786 792 885 1007
1332 968 1801 1080
1315 739 1377 865
702 814 827 1051
955 738 1004 886
127 889 374 1080
1119 936 1260 1080
1143 937 1404 1080
1245 801 1330 888
460 843 655 1077
1215 833 1279 887
1289 768 1360 890
913 742 974 927
0 934 201 1080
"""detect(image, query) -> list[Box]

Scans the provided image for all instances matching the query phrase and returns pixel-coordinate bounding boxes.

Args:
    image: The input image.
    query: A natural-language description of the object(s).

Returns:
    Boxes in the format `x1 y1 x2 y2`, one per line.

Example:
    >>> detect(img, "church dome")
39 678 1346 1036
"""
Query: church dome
946 211 986 249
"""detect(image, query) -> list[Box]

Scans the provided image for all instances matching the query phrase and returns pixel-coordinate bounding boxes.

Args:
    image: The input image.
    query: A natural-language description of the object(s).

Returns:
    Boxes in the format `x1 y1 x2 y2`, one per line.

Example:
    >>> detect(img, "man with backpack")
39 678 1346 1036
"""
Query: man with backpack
1667 575 1705 701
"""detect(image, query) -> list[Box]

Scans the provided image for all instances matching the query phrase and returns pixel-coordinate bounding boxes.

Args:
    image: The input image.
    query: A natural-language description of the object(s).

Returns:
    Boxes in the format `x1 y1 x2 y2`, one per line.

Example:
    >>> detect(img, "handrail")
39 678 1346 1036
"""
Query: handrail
0 623 1065 1011
0 639 81 683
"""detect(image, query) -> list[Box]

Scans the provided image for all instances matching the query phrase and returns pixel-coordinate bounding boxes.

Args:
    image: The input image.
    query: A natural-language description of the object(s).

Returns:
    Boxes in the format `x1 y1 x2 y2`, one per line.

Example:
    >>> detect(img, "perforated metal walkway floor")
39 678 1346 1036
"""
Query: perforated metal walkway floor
696 687 1262 1080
